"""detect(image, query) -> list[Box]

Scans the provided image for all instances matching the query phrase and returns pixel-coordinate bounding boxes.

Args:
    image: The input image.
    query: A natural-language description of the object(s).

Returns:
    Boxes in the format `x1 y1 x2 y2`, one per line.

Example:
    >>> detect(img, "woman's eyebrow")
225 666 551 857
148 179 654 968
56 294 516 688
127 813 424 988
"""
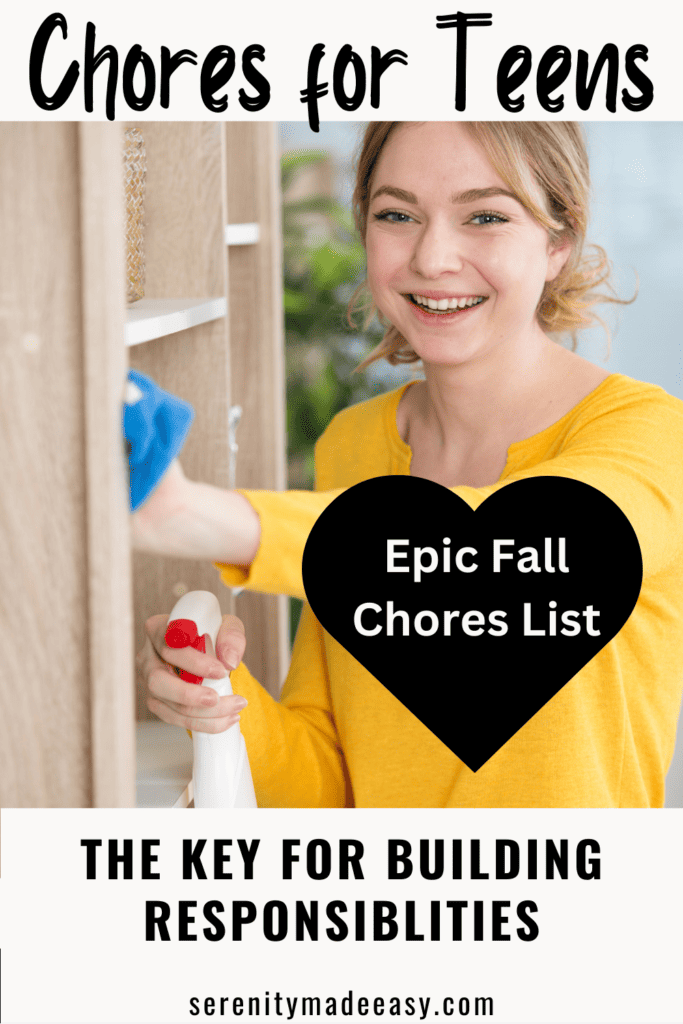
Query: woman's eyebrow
370 184 521 205
370 185 418 203
451 186 521 204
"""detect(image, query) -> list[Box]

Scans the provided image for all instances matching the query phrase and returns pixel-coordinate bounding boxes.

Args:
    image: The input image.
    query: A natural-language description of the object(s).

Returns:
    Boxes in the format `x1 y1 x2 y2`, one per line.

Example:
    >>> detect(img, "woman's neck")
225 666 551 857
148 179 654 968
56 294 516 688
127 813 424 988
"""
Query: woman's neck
417 328 555 448
399 331 610 486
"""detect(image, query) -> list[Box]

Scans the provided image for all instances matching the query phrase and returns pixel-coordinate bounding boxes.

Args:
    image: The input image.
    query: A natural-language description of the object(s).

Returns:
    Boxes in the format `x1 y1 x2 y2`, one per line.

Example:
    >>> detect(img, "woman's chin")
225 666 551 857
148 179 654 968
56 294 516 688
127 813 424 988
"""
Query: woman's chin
408 339 482 370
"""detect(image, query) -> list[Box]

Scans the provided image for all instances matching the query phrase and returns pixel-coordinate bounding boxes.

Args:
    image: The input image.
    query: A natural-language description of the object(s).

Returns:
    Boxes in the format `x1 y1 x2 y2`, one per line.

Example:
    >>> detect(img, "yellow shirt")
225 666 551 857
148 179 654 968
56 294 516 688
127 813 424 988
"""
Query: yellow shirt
217 374 683 807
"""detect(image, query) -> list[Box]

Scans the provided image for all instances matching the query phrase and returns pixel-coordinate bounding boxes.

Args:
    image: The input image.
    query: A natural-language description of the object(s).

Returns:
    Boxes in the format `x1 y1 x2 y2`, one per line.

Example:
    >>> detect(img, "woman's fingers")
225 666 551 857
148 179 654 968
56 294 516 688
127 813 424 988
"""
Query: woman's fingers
147 663 219 708
147 694 246 733
216 614 247 671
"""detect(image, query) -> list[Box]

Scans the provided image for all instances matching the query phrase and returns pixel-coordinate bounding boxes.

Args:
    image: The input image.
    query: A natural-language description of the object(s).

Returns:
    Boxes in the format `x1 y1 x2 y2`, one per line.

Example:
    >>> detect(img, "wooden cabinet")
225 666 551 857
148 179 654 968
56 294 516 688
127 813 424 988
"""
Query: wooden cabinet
0 122 287 807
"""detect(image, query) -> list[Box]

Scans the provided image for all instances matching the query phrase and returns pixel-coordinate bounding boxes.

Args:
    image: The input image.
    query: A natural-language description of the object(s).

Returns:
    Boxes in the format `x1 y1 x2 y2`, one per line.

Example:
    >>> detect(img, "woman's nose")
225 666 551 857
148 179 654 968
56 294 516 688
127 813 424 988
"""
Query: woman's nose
409 221 465 280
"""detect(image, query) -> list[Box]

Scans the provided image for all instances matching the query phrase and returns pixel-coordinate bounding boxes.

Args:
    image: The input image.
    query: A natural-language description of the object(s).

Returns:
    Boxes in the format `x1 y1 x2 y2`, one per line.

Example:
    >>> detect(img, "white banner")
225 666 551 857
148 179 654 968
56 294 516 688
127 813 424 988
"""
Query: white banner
0 808 681 1023
0 0 676 123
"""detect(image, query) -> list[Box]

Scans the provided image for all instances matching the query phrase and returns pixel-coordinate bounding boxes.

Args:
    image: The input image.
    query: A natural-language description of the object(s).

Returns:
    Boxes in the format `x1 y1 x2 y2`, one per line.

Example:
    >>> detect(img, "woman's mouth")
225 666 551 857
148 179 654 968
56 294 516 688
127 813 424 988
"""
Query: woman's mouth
408 294 487 314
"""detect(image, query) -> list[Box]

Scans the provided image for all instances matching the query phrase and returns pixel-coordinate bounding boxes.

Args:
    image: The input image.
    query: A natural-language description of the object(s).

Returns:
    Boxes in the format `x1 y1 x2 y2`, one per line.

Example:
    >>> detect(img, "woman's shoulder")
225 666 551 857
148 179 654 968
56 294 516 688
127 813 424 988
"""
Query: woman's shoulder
316 384 411 445
507 371 683 470
548 373 683 465
575 372 683 420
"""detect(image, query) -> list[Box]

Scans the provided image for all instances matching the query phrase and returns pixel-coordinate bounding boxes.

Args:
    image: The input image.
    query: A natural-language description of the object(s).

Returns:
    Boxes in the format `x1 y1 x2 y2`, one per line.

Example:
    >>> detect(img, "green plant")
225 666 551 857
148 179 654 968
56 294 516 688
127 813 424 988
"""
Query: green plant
282 150 384 640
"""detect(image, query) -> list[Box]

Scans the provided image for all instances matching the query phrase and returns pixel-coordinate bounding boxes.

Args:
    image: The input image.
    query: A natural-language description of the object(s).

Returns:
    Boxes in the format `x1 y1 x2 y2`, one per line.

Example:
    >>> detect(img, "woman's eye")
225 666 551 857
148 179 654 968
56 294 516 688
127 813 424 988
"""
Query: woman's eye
373 210 414 224
469 211 509 226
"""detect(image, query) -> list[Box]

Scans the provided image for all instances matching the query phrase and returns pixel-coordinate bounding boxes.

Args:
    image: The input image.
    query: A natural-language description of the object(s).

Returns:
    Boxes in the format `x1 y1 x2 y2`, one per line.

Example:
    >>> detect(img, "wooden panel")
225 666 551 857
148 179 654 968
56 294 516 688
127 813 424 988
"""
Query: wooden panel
0 125 91 805
225 123 289 696
126 122 226 298
127 124 232 719
78 123 135 807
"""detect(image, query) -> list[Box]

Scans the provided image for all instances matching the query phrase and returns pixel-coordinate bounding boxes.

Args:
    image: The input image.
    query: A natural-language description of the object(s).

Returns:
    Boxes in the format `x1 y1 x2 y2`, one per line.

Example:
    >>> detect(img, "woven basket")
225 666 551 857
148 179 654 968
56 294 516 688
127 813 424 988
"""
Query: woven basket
123 128 146 303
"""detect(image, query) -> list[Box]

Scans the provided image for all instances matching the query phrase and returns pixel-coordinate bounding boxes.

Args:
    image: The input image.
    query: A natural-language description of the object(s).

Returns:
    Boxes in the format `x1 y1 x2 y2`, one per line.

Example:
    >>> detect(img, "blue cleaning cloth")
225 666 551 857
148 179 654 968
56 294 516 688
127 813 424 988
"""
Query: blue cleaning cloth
123 369 194 511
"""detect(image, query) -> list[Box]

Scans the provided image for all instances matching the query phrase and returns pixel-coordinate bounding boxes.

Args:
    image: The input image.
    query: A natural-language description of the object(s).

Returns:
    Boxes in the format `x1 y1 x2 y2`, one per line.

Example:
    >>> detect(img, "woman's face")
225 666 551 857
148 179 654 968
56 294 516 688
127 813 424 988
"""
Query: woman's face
365 122 570 368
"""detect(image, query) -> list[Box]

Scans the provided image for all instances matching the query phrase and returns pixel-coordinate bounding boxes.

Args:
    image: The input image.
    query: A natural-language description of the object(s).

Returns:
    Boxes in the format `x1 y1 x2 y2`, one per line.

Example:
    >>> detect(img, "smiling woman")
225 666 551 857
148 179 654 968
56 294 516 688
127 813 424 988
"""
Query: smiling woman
348 122 616 488
366 131 556 345
133 121 683 809
353 122 616 351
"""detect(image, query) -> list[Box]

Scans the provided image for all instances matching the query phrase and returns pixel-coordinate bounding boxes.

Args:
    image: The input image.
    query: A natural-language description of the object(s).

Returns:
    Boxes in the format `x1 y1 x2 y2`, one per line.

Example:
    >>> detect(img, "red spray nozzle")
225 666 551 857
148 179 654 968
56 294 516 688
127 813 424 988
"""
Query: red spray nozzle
165 618 207 684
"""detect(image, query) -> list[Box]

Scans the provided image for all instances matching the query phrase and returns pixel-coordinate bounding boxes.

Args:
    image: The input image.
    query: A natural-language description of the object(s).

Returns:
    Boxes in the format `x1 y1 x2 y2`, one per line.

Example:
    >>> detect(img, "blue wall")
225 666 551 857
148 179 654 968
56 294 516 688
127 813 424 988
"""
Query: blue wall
581 123 683 400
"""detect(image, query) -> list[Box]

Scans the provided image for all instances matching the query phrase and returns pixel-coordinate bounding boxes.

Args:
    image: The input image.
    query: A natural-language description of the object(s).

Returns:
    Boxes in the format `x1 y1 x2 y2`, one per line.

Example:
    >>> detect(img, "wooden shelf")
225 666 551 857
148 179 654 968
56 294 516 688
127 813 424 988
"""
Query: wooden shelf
225 222 260 246
125 296 227 346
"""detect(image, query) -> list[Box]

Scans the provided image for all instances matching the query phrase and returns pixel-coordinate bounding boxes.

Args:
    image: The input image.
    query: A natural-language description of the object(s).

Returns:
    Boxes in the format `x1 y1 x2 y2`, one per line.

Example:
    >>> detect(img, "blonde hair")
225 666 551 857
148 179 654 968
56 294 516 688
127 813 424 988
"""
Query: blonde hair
349 121 630 369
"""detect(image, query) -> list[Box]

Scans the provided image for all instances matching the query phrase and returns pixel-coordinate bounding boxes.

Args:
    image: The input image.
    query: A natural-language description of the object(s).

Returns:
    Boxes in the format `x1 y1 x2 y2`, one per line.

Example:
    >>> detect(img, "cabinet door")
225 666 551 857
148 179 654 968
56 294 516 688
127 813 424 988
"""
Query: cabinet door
0 123 134 807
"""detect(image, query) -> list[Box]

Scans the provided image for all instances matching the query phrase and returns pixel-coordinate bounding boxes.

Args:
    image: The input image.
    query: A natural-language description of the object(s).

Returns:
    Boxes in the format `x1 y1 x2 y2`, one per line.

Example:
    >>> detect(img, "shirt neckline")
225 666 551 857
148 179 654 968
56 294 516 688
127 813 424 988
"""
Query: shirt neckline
386 372 625 479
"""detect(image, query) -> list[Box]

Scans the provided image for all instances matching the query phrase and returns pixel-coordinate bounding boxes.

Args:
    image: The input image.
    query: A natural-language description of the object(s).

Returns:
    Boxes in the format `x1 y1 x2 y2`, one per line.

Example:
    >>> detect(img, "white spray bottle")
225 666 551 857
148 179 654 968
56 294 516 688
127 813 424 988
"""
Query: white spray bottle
164 590 257 808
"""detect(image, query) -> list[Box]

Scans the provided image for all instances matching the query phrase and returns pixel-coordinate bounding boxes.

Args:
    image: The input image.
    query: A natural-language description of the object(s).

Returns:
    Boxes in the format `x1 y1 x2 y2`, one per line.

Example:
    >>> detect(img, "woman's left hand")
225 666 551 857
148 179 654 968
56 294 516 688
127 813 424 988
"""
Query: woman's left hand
138 611 249 734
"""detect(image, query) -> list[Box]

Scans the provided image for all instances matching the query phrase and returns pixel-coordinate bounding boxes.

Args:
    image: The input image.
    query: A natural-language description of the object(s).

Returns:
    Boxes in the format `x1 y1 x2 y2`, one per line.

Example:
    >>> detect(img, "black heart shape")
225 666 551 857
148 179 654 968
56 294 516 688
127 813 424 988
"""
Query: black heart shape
302 476 643 771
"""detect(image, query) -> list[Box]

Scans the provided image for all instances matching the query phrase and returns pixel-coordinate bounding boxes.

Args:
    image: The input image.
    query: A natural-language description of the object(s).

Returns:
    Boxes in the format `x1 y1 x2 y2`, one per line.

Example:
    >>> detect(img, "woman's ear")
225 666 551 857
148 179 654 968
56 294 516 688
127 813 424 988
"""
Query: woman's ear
546 240 572 283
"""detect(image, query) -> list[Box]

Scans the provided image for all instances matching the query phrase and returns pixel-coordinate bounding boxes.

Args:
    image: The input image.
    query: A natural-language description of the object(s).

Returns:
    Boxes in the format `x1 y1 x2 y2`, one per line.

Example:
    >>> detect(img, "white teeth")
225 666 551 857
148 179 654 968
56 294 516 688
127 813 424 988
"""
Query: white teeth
411 294 484 312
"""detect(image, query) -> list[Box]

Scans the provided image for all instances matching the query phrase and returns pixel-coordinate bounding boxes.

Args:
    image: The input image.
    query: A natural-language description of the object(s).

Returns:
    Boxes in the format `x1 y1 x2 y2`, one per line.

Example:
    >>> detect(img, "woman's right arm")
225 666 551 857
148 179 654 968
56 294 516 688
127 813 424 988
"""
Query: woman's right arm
130 458 262 566
131 456 343 600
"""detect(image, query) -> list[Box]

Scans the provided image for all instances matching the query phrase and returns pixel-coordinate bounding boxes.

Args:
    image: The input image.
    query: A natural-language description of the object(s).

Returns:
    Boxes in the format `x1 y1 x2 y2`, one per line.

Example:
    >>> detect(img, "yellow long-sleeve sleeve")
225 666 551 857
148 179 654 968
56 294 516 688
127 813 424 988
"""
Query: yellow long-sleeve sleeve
217 374 683 807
